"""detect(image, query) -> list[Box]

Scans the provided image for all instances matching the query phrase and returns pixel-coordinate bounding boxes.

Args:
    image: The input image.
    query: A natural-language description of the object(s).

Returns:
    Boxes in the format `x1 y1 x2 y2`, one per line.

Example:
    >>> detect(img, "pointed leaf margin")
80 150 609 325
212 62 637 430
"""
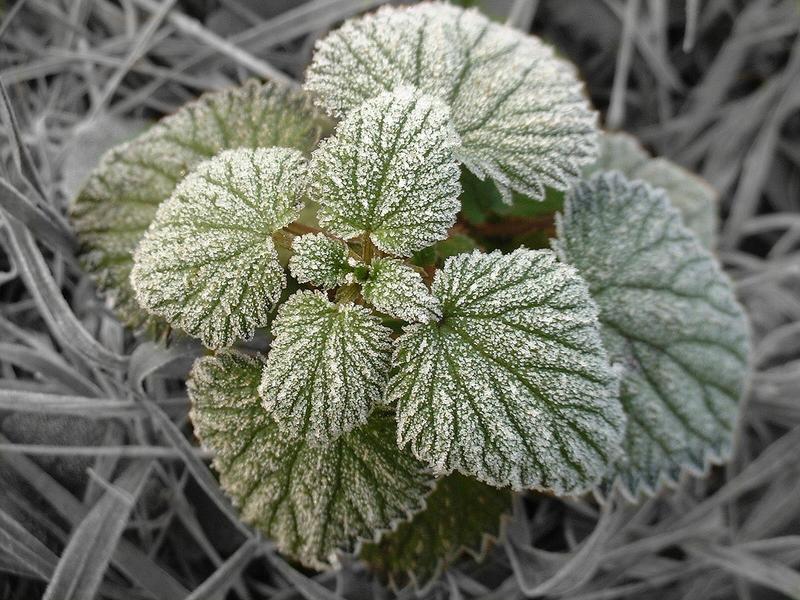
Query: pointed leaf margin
188 349 433 570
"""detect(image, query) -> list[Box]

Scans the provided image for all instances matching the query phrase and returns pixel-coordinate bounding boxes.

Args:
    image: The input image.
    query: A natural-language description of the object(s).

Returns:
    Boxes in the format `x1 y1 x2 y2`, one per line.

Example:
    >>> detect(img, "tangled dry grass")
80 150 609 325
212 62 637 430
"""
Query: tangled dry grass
1 1 800 599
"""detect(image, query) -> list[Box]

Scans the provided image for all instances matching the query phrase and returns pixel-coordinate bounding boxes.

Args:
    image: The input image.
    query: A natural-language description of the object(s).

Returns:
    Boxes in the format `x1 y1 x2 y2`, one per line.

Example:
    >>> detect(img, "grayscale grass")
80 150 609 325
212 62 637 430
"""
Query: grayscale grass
1 1 800 599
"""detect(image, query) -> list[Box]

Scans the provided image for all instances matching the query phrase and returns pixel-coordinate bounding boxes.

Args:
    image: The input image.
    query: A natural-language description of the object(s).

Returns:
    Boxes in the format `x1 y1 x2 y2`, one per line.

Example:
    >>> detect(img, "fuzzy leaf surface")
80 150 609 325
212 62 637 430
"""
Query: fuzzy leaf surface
362 258 441 323
188 350 432 570
390 249 624 493
259 291 393 443
289 233 352 289
554 172 750 499
130 147 306 349
310 86 461 256
360 474 510 589
584 132 718 248
71 80 329 331
306 2 597 201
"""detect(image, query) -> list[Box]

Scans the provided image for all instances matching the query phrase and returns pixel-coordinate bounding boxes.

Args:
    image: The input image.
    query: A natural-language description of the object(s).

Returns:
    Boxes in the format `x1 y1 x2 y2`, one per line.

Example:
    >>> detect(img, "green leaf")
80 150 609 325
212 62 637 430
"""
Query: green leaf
362 258 441 323
71 80 330 331
288 233 352 289
554 172 750 499
360 474 511 589
188 350 432 570
583 132 719 248
305 3 597 201
389 248 624 493
309 86 461 256
130 147 306 349
258 290 393 443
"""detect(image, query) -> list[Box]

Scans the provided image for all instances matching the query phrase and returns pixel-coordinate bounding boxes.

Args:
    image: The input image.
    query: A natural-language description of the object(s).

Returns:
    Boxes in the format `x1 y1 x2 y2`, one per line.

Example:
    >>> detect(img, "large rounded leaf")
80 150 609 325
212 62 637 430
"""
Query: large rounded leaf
71 80 330 331
188 350 432 570
360 474 511 589
305 3 597 201
131 148 307 349
390 249 624 494
554 172 750 499
258 291 392 444
309 87 461 256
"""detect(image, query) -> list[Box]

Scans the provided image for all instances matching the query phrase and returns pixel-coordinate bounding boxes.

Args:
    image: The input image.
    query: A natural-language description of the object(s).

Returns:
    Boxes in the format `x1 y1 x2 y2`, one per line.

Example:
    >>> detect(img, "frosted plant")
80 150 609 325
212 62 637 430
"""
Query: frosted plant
70 1 750 585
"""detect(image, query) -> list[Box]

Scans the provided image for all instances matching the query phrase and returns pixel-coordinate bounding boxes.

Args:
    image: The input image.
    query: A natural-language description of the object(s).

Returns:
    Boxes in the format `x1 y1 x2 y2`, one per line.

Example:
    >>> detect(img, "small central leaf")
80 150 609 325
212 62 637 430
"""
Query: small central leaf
259 290 393 444
189 350 432 570
361 258 441 323
390 248 624 493
309 86 462 256
130 147 307 349
554 172 750 499
289 233 353 289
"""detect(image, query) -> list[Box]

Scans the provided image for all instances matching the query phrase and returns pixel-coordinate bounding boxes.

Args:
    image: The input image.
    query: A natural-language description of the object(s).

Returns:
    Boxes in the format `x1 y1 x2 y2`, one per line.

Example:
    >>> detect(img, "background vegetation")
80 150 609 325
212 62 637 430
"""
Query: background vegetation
1 1 800 598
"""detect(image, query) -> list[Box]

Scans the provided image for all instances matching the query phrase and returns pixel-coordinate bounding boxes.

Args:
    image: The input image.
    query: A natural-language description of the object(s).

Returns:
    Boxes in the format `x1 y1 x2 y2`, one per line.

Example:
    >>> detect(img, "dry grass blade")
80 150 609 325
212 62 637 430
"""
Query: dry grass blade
42 461 153 600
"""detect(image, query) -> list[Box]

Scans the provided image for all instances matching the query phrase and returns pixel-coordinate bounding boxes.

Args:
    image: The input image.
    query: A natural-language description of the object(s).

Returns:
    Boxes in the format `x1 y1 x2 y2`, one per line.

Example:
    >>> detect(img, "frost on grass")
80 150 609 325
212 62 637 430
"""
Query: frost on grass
389 248 624 493
360 473 511 589
289 233 352 289
258 291 393 444
305 2 597 201
130 148 306 349
554 172 750 499
309 87 461 256
584 132 719 248
188 350 432 570
70 79 329 331
361 258 441 323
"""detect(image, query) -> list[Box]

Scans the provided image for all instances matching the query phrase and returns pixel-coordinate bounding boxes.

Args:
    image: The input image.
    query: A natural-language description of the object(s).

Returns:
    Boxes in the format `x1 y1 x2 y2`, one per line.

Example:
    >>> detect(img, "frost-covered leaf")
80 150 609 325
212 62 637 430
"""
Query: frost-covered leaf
259 290 392 444
584 132 719 248
554 172 750 499
309 86 461 256
71 80 330 331
390 248 624 493
130 147 306 349
305 2 597 201
360 474 510 589
362 258 441 323
188 350 432 570
289 233 352 289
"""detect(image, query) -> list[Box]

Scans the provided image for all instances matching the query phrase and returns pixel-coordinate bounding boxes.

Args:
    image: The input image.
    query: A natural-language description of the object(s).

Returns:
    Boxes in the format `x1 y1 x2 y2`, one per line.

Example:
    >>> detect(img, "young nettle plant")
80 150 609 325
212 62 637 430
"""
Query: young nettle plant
71 2 750 586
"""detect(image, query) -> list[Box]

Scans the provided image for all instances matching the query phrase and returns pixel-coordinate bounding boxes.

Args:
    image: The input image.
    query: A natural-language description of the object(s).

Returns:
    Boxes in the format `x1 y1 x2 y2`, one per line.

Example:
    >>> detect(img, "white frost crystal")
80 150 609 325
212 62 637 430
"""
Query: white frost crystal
309 87 462 256
259 290 393 444
584 132 719 248
554 172 750 499
131 147 307 349
305 2 598 201
188 350 432 569
289 233 352 289
361 258 441 323
389 248 624 493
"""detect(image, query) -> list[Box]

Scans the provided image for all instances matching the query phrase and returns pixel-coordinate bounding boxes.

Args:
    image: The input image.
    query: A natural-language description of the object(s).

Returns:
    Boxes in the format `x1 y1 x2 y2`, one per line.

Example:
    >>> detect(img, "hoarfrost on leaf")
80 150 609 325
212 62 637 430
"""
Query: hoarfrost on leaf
360 473 511 589
259 290 393 444
289 233 352 289
305 2 598 201
130 147 307 349
188 350 432 570
361 258 441 323
70 79 329 331
583 132 719 248
554 172 750 499
389 248 624 493
309 86 462 256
